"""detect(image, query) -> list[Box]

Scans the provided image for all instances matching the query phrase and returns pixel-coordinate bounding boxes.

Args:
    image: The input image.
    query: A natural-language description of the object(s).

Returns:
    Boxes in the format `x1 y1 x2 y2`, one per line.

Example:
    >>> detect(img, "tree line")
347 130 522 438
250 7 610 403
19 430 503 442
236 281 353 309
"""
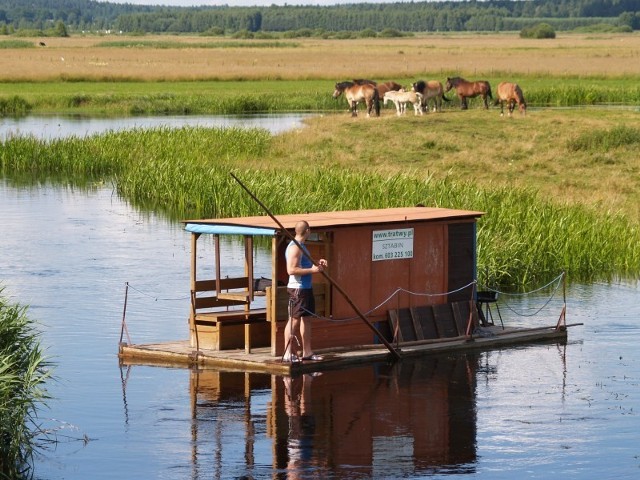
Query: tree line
0 0 638 35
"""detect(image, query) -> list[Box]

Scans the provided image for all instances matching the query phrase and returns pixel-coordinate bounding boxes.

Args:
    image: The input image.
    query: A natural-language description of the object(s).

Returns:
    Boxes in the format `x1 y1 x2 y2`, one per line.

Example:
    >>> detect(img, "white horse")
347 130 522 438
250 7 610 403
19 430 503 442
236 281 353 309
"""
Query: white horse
411 80 450 112
383 89 423 116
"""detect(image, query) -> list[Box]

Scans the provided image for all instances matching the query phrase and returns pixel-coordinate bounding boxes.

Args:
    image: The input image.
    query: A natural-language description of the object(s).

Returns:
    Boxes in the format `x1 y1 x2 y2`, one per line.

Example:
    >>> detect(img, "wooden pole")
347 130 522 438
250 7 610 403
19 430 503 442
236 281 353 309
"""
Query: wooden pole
230 172 401 361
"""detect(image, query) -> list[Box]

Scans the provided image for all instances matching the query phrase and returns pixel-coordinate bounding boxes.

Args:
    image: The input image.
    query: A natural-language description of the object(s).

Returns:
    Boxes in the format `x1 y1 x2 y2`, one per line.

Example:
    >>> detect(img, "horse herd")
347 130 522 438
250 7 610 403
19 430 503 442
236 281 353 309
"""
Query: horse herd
332 77 527 118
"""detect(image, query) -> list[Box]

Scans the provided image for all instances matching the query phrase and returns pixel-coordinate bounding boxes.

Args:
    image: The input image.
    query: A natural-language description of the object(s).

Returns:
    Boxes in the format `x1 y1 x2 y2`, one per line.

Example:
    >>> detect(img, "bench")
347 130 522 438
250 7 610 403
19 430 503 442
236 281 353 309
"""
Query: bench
388 300 479 343
190 277 270 352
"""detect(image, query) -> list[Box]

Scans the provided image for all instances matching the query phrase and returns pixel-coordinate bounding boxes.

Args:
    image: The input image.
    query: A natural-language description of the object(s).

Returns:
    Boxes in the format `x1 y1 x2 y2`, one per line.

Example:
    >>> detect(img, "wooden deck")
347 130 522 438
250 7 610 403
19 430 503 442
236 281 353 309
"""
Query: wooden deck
118 325 568 374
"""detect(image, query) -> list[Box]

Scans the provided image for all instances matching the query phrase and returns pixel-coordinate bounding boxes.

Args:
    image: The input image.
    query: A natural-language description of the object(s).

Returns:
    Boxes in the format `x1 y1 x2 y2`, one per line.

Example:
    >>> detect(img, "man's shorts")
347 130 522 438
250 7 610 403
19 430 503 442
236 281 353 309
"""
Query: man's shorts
288 288 315 318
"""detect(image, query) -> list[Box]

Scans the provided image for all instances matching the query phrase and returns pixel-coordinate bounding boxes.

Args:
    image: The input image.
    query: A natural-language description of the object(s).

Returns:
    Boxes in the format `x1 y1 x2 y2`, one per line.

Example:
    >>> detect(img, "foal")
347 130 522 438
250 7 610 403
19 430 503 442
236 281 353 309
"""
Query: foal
383 90 423 116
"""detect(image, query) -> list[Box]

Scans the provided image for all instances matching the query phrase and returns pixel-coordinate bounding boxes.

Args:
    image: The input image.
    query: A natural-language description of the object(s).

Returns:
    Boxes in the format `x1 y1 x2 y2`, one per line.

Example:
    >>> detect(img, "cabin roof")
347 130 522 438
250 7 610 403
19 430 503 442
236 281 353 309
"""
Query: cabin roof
184 206 484 236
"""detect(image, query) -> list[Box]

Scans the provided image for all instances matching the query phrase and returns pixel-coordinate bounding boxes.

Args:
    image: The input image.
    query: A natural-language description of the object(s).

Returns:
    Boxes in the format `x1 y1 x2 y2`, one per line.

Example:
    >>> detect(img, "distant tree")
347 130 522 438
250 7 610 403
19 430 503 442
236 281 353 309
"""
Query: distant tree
202 25 224 36
379 27 402 37
520 22 556 38
54 20 68 37
358 28 377 38
617 11 640 30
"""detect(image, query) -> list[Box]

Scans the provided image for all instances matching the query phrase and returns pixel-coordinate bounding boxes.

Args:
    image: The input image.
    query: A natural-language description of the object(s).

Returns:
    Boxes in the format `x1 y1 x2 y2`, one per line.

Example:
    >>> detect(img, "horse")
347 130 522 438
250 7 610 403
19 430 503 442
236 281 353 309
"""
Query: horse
411 80 449 112
333 81 380 117
352 79 402 110
495 81 527 117
383 90 423 116
444 76 493 110
376 81 403 99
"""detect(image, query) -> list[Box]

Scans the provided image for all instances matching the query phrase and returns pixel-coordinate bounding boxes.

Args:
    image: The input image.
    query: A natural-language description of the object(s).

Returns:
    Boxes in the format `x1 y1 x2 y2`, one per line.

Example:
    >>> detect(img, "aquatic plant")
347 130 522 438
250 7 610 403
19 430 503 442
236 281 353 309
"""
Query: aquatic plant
2 122 640 287
0 288 52 479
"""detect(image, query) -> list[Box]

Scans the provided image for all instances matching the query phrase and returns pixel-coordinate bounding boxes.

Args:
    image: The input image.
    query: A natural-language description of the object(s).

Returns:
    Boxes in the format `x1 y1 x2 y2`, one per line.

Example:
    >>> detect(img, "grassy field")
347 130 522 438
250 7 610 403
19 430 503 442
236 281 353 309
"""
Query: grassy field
2 32 640 284
2 33 640 81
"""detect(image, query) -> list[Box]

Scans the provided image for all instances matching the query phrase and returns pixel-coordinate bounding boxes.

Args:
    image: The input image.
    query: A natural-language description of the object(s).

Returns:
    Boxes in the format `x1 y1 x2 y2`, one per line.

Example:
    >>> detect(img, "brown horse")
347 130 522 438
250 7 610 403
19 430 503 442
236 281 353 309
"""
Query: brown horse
353 79 402 108
376 81 403 99
411 80 450 112
495 81 527 117
444 76 492 110
333 81 380 117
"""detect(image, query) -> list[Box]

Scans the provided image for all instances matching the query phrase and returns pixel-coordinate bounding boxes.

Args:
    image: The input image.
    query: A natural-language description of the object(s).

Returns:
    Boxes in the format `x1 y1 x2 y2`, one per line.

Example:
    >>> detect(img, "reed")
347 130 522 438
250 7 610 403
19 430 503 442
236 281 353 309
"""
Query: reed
2 126 639 286
0 95 31 116
2 81 640 116
0 90 335 115
0 288 52 479
0 40 34 49
567 125 640 151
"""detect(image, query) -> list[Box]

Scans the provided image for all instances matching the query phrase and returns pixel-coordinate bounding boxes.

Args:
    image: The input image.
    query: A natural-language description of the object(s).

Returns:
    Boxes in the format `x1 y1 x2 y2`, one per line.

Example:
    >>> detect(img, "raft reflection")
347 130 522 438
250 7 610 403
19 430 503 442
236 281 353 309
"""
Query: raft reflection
190 354 479 478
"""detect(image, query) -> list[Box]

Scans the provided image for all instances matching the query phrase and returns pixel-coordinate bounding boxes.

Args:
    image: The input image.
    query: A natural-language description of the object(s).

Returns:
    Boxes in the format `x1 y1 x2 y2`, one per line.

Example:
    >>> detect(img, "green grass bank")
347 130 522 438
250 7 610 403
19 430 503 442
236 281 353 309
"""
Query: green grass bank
2 119 640 287
1 77 640 116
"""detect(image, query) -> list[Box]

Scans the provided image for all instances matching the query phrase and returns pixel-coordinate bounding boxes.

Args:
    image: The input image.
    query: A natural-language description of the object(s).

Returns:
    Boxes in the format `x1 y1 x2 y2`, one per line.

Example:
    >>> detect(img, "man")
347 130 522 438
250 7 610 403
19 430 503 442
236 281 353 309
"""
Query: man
284 220 327 363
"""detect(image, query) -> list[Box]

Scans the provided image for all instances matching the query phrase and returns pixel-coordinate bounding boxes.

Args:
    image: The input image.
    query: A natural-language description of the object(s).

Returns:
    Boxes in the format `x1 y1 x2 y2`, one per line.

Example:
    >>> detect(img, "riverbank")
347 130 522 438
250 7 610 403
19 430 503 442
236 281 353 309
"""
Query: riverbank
2 109 640 286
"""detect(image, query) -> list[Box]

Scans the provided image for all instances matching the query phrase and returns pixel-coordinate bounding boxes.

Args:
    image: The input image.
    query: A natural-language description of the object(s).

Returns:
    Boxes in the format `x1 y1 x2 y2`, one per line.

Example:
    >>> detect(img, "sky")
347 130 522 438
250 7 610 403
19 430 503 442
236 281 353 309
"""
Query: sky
103 0 417 6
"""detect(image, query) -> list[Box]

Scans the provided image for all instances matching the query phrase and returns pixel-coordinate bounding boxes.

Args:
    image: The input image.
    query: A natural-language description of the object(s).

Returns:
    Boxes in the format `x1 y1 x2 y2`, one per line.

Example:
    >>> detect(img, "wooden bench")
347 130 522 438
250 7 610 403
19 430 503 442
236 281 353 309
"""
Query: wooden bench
190 277 270 352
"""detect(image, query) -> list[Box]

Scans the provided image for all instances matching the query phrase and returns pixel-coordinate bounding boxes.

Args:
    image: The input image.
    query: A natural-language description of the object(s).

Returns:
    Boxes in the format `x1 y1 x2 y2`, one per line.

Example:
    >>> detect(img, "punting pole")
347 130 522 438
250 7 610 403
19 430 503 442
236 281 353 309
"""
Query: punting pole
230 172 402 361
119 282 132 346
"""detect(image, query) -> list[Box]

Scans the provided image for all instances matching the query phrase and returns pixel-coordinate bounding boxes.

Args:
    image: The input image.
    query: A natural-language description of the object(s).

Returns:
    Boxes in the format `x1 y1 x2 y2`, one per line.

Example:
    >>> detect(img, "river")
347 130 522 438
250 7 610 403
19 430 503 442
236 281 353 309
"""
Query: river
1 115 639 479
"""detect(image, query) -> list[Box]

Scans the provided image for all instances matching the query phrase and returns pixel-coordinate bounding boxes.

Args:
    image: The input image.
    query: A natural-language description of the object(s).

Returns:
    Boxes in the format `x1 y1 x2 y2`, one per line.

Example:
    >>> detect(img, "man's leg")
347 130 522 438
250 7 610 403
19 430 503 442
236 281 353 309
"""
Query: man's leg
300 316 311 358
284 316 301 360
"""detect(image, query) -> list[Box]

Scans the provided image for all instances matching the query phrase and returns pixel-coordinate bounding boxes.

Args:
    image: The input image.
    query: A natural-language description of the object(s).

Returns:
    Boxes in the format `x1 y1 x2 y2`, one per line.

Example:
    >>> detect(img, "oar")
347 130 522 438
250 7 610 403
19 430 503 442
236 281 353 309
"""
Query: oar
230 172 402 361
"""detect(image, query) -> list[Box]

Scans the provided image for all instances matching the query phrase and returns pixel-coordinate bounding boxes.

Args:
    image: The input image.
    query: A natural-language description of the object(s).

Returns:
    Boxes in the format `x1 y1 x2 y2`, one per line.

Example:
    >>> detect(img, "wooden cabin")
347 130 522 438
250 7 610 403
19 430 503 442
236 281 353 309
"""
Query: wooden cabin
183 206 484 358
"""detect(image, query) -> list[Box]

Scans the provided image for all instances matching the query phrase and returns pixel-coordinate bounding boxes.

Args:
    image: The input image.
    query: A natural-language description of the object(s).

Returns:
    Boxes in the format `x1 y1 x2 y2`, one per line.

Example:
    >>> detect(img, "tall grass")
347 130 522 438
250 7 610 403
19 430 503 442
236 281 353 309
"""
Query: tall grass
0 91 334 115
527 85 640 107
0 96 32 116
2 81 639 116
567 125 640 151
2 127 640 286
0 40 34 49
0 288 52 479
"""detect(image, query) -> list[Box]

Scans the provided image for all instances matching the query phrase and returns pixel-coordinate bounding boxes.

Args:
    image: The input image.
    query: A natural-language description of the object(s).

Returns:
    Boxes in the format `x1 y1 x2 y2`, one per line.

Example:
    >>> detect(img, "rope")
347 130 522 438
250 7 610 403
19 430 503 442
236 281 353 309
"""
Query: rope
480 272 565 297
480 272 565 318
126 283 191 301
302 280 477 322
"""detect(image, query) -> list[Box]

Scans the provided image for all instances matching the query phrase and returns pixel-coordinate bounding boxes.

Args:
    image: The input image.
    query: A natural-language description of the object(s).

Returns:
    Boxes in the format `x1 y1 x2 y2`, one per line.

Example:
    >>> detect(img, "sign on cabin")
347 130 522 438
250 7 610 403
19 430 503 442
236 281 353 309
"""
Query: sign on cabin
372 228 414 261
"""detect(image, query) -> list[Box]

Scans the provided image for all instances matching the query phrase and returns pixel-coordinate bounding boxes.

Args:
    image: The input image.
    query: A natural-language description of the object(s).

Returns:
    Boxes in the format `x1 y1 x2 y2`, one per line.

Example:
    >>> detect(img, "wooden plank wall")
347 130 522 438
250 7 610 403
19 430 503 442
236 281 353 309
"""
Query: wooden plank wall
388 300 478 342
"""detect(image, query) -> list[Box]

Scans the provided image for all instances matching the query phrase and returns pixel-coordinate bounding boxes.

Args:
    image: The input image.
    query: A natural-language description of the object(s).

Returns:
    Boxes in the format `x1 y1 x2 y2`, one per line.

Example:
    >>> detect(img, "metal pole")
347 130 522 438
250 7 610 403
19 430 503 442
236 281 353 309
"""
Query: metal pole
120 282 131 346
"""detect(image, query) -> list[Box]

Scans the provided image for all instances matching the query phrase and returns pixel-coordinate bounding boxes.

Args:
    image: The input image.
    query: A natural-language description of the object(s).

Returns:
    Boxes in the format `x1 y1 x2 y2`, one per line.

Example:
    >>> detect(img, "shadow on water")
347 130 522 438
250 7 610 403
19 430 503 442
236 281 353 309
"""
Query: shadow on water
121 354 485 479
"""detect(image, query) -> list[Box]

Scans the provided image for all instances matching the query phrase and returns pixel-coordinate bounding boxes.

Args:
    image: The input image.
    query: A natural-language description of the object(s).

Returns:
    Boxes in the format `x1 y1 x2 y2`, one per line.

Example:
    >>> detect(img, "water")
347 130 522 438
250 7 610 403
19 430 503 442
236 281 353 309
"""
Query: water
1 184 639 479
0 113 313 140
0 183 640 479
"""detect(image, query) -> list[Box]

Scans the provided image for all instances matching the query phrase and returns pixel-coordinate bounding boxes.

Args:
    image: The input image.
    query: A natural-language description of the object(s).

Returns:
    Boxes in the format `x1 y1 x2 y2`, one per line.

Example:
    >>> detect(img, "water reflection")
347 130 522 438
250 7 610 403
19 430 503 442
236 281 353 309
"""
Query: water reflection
0 113 313 140
185 354 481 478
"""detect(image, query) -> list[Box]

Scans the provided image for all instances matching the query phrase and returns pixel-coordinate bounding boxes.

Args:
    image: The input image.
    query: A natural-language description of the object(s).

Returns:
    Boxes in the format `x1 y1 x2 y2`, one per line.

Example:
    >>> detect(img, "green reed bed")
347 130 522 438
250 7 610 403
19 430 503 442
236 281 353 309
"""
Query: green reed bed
3 78 640 116
0 40 34 49
3 127 640 286
0 90 334 116
568 125 640 151
0 95 31 116
0 288 52 479
526 84 640 107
